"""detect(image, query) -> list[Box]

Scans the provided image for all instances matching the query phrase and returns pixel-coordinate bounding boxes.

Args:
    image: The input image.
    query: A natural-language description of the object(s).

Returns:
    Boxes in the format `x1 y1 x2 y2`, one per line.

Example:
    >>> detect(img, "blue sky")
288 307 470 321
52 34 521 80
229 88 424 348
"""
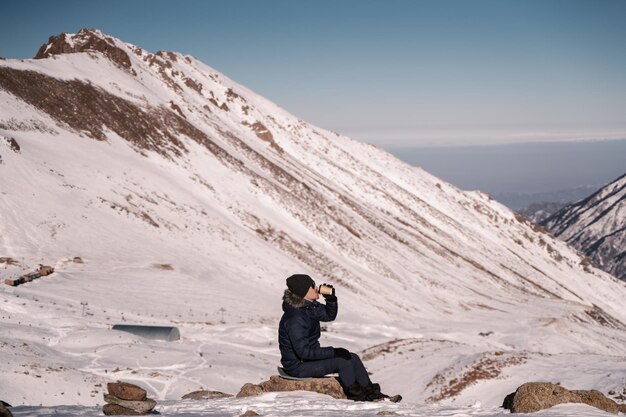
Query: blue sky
2 0 626 147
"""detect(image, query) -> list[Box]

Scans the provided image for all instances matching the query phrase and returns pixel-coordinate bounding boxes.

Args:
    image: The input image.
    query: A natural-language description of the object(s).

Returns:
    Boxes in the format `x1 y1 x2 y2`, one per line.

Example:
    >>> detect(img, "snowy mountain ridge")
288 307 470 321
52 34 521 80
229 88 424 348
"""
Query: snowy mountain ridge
1 29 625 412
543 173 626 280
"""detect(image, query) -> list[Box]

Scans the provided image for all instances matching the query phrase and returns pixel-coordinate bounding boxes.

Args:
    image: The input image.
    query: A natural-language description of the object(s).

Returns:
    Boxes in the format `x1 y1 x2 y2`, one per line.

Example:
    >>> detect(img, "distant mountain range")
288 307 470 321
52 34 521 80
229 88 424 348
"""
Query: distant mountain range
542 174 626 281
388 140 626 211
493 185 602 211
517 201 567 224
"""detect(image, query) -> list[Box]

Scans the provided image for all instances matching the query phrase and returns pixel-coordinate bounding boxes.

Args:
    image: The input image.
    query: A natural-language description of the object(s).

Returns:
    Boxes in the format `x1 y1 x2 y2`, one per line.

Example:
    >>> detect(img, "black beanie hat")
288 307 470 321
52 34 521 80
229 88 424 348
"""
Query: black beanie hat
286 274 314 298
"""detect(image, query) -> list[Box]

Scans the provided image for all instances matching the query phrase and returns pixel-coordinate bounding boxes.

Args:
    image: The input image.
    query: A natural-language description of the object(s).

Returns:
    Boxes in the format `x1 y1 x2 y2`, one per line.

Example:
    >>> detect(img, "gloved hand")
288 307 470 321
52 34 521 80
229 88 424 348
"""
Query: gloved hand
321 283 335 296
333 347 351 360
321 283 337 302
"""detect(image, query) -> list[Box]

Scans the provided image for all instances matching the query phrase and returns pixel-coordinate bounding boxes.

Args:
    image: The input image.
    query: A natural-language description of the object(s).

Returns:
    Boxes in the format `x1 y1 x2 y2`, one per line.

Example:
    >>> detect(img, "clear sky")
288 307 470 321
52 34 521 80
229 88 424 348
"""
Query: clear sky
2 0 626 147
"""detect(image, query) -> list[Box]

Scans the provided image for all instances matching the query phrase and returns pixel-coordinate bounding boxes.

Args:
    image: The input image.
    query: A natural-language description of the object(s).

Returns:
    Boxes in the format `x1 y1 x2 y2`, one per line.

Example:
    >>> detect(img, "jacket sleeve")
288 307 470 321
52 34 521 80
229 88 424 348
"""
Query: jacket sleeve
314 299 338 322
287 315 334 361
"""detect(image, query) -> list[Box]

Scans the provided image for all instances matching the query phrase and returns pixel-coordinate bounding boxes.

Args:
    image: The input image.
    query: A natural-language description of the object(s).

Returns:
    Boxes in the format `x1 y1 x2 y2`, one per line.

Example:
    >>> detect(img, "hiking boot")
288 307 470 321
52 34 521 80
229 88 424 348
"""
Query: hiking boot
364 383 402 402
364 383 387 401
345 382 368 401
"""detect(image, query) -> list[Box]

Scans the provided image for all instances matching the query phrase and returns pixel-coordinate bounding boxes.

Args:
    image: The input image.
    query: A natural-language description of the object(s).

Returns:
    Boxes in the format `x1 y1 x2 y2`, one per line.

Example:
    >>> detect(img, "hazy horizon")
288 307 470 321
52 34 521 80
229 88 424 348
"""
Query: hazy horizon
387 138 626 208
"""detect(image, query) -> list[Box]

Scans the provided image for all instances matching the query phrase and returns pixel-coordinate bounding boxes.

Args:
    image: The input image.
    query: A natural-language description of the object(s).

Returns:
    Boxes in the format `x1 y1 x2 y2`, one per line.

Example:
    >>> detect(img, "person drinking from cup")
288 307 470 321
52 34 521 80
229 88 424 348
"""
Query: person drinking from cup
278 274 399 402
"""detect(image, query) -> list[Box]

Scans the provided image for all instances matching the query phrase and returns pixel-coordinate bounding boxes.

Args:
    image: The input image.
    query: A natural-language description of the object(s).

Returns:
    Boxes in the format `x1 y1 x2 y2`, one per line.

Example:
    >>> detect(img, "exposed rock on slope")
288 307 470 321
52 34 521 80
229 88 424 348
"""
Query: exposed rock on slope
35 28 133 72
0 68 200 157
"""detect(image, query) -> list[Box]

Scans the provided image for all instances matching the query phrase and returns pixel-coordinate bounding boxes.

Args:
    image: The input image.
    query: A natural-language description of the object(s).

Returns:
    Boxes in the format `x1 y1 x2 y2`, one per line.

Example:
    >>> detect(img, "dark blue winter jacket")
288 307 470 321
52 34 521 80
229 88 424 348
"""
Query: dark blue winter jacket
278 299 338 372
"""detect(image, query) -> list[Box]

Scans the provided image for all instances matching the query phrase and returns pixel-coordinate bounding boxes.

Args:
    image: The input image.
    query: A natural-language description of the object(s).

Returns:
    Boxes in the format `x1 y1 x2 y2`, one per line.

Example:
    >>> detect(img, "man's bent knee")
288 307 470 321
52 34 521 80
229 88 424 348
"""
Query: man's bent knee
349 352 363 362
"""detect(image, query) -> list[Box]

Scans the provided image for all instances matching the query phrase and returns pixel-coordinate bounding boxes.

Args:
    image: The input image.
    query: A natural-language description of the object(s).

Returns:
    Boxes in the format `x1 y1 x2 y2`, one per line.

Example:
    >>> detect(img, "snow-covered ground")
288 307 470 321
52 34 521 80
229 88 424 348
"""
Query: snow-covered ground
1 29 625 416
8 393 623 417
2 269 625 416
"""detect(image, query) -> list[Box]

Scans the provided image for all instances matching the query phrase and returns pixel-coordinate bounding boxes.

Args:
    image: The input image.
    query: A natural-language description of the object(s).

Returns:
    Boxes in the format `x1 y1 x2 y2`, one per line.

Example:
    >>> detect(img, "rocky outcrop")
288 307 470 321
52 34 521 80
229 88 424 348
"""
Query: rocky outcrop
35 29 133 72
240 120 283 154
503 382 620 414
181 390 233 400
4 137 20 153
236 375 346 400
102 382 156 415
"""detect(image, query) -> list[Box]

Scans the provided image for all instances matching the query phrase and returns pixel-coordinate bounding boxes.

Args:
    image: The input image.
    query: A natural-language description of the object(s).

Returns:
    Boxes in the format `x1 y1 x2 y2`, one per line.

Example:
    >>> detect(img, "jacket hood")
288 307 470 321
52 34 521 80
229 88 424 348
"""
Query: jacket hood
282 299 315 312
283 288 307 309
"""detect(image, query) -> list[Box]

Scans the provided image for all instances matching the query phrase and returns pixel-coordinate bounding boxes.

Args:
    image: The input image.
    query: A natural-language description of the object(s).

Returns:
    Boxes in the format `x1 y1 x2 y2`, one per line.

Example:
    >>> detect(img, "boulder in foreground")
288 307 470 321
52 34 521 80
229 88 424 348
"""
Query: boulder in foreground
104 394 156 413
102 404 145 416
503 382 619 414
103 382 156 415
107 381 147 401
182 390 233 400
0 402 13 417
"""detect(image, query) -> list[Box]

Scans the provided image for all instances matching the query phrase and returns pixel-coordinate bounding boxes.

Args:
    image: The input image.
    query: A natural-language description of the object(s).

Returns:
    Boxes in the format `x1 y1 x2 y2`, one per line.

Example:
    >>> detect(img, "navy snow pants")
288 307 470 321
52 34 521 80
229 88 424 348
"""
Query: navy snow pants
288 352 371 388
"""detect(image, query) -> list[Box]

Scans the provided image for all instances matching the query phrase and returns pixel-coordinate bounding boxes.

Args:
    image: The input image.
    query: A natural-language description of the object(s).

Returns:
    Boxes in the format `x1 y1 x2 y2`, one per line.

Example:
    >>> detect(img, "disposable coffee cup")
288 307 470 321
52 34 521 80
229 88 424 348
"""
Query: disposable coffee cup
318 284 333 296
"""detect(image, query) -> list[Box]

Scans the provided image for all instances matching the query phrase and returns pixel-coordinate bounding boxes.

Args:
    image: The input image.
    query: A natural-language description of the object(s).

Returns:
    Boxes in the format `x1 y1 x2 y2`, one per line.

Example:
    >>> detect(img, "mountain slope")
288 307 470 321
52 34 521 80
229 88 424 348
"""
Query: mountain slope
542 174 626 280
1 29 625 407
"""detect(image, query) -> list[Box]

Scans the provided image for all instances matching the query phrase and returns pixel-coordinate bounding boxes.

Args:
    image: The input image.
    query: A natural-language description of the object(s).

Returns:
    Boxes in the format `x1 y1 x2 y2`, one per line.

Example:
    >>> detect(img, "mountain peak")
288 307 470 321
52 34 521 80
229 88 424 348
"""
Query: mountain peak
34 28 133 71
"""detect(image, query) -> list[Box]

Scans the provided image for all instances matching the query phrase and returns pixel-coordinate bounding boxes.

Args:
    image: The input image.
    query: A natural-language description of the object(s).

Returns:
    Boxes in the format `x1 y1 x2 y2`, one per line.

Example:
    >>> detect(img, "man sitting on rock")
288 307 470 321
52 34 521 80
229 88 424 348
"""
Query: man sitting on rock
278 274 396 402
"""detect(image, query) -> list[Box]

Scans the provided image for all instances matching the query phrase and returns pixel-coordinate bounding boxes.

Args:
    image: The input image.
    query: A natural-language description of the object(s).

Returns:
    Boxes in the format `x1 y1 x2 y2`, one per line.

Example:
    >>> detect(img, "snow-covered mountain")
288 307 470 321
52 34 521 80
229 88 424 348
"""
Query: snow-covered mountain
1 29 625 413
542 174 626 281
517 202 566 224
